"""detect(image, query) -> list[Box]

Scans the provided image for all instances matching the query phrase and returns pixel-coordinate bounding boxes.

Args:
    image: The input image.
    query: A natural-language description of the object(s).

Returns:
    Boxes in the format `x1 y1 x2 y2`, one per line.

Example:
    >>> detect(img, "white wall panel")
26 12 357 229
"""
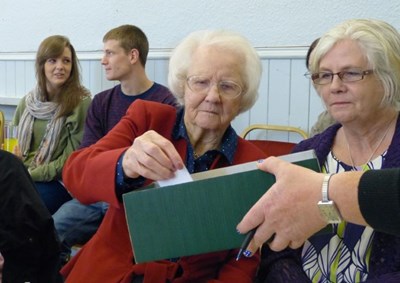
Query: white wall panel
80 61 91 94
267 59 291 141
289 59 311 142
153 59 169 87
249 59 269 130
15 61 26 96
87 60 103 95
24 61 35 93
236 59 269 140
145 60 156 84
309 86 325 130
5 61 16 96
0 62 6 96
0 47 327 140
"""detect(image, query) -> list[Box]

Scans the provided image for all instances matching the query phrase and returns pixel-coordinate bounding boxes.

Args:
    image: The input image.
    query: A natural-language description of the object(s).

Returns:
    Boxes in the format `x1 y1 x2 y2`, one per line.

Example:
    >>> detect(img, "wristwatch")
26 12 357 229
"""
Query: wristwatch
317 174 343 224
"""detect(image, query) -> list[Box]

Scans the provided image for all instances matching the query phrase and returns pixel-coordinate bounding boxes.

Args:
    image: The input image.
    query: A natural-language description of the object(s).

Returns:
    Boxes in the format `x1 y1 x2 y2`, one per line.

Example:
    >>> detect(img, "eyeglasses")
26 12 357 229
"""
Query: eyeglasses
304 69 374 85
186 76 243 99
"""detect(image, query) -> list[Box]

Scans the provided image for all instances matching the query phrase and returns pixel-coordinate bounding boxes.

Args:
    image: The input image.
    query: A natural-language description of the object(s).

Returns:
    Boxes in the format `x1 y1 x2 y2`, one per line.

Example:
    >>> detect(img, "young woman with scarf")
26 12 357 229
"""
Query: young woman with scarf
12 35 91 214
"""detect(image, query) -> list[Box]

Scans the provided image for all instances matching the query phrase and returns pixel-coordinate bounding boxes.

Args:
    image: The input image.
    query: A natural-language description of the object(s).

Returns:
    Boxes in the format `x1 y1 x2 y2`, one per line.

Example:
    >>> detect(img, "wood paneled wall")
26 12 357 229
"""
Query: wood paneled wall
0 48 324 142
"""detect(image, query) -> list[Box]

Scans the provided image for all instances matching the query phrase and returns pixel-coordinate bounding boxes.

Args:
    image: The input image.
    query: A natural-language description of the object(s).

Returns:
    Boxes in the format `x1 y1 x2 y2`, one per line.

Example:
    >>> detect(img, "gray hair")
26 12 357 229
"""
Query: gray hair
168 30 262 114
310 19 400 110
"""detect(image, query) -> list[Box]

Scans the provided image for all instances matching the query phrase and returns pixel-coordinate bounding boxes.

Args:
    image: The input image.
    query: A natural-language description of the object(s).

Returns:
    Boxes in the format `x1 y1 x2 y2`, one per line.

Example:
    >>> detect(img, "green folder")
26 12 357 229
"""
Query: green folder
123 149 320 263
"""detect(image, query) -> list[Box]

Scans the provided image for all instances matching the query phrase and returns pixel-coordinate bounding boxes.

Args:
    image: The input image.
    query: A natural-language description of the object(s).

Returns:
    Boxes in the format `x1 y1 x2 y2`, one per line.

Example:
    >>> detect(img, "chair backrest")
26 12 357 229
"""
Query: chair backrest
240 124 308 157
0 110 4 146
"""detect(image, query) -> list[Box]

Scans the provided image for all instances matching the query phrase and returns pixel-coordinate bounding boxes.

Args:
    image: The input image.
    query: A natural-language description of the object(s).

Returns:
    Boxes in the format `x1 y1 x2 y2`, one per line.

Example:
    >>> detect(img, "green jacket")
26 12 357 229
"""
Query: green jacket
13 95 91 182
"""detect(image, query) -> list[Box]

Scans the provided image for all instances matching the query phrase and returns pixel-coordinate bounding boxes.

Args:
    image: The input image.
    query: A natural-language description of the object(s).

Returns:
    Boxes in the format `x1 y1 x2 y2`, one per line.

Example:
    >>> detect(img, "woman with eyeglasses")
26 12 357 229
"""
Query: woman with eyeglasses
255 19 400 283
60 30 265 283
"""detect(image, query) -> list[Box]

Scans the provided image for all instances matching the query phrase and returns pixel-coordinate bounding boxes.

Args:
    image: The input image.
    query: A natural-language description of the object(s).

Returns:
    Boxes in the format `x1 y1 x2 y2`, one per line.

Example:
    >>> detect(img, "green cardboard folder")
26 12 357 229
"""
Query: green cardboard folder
123 149 320 263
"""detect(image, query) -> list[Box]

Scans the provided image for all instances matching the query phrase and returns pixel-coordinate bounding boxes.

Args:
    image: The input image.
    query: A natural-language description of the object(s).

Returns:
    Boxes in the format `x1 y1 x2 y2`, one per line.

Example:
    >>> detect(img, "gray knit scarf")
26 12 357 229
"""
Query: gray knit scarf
18 86 65 168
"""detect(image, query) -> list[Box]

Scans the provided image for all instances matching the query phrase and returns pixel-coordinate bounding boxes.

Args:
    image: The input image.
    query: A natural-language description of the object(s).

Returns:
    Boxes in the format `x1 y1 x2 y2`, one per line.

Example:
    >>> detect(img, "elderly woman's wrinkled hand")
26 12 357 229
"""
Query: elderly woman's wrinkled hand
122 130 184 181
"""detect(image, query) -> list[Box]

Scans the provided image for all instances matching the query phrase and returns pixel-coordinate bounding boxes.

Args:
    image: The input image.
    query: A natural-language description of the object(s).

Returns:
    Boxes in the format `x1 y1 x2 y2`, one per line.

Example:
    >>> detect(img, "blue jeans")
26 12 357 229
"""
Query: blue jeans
34 181 72 214
52 199 108 263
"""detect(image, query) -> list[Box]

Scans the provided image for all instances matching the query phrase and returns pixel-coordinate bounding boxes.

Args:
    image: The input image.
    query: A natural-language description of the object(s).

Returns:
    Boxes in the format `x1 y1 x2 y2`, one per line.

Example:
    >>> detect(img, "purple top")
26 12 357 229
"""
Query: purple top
258 116 400 282
80 83 179 148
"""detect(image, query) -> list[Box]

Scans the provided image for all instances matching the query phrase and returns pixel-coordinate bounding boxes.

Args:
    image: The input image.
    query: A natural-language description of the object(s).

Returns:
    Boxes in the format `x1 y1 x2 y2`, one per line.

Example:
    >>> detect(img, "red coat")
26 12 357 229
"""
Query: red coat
62 100 266 283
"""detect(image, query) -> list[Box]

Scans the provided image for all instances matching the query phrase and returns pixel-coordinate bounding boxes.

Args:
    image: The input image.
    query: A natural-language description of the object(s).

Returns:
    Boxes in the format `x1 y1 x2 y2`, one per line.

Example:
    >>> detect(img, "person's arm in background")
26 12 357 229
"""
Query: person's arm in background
358 168 400 235
237 157 400 254
29 96 91 181
79 94 105 149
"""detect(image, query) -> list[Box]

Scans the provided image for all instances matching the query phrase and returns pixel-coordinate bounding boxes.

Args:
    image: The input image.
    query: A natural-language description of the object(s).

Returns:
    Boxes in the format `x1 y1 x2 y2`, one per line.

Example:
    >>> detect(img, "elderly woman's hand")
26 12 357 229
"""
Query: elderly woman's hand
122 130 184 181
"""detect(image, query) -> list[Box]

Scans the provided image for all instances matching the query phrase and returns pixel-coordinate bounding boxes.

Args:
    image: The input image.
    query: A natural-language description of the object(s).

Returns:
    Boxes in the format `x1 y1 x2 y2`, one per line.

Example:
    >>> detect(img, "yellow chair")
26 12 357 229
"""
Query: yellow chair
0 110 4 146
241 124 308 157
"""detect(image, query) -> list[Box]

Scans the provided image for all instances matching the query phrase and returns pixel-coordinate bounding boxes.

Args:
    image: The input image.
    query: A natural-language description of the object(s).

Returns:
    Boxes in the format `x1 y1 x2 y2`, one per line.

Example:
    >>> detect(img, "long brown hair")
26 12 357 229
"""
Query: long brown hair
35 35 90 117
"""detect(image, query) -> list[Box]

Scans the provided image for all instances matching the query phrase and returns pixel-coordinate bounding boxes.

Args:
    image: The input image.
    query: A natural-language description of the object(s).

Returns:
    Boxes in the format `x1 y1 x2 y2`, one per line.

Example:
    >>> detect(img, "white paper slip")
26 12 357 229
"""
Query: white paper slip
156 166 193 187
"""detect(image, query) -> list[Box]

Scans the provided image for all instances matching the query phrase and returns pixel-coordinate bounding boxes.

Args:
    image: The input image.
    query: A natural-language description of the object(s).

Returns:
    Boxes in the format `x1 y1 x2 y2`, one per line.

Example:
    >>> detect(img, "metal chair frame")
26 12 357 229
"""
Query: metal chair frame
240 124 308 157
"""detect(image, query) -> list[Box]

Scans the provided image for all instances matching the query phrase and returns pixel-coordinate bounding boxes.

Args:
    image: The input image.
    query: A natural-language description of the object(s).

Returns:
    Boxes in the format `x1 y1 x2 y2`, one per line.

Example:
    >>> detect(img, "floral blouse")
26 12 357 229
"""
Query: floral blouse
302 151 385 283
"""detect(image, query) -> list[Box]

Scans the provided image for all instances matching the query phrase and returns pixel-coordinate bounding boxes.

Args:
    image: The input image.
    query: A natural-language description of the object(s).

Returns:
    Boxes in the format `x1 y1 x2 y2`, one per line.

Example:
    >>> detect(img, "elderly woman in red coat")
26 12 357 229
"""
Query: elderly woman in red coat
61 29 265 283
